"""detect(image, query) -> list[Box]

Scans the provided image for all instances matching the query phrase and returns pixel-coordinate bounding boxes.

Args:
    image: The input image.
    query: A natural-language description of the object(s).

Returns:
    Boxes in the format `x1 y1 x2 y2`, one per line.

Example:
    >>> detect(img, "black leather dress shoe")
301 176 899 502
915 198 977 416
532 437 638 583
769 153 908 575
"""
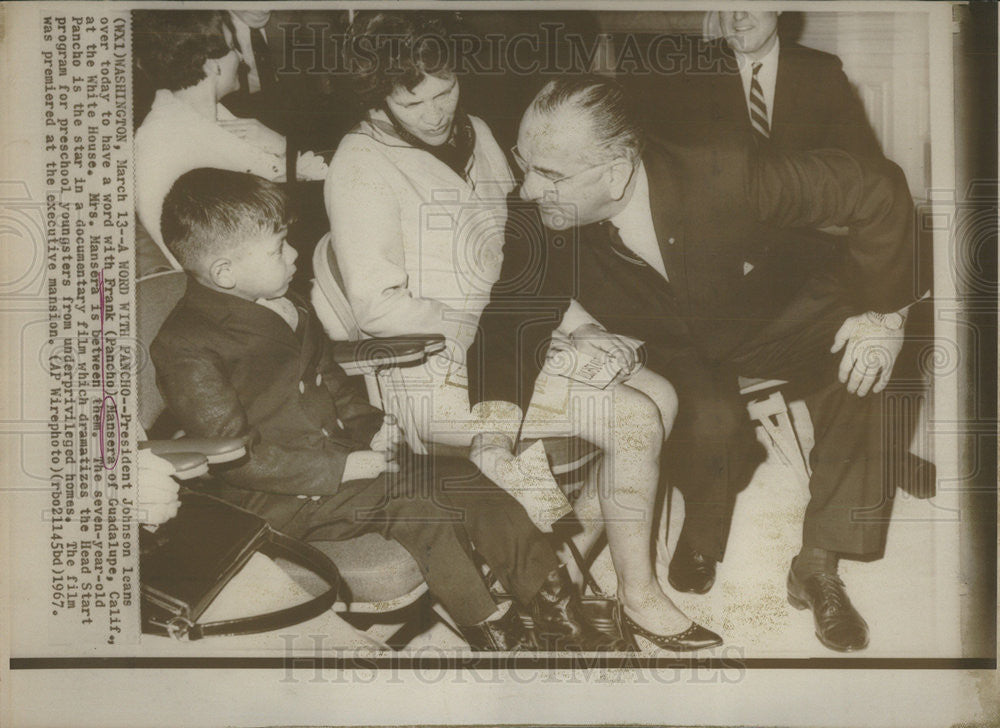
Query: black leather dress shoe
668 540 717 594
460 605 533 651
621 610 723 652
787 563 870 652
531 566 630 651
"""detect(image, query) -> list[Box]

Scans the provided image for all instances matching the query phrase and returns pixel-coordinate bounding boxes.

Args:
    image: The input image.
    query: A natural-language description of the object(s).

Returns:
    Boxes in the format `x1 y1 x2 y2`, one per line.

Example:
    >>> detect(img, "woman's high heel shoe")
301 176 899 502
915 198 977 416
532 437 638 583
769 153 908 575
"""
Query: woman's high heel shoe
621 609 723 652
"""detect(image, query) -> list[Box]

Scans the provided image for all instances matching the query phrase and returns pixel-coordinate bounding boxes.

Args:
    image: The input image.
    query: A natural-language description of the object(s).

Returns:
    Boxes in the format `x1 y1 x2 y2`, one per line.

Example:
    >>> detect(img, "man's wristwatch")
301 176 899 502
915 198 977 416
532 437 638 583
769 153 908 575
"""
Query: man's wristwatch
867 311 906 330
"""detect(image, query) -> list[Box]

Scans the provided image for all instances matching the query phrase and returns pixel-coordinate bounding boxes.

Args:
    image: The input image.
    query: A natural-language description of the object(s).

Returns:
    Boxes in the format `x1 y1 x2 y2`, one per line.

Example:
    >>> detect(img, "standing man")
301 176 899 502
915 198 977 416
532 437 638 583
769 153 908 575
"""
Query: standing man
223 9 354 151
712 10 880 155
630 11 880 156
470 76 920 652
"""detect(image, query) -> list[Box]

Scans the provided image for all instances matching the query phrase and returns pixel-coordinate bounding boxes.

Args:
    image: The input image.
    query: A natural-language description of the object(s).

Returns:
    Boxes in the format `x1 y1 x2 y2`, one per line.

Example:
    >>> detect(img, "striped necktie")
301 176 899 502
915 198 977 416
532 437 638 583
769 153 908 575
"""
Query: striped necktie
749 62 770 140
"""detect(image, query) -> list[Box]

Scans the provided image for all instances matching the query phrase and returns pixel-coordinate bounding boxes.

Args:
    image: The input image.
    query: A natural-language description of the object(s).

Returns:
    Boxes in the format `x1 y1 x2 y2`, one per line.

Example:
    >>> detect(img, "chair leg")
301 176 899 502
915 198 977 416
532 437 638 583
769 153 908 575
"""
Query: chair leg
746 391 811 486
655 478 675 569
336 594 445 651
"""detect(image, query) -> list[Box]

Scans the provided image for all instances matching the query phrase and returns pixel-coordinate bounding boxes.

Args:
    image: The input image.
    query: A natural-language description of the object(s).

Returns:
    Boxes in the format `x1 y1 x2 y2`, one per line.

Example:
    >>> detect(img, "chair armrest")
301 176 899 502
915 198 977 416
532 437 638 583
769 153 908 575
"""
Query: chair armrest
333 335 446 375
140 435 248 464
144 451 209 480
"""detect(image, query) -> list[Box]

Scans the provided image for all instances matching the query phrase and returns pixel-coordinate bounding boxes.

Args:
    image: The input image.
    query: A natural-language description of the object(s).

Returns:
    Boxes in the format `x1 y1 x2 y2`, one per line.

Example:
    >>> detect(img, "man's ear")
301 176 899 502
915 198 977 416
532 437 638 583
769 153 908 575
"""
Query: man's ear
208 258 236 289
608 158 636 201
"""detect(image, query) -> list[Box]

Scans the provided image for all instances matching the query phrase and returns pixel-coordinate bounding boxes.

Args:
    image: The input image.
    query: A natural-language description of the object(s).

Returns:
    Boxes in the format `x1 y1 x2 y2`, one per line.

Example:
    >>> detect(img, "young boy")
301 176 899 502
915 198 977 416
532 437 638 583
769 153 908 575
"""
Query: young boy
150 168 618 651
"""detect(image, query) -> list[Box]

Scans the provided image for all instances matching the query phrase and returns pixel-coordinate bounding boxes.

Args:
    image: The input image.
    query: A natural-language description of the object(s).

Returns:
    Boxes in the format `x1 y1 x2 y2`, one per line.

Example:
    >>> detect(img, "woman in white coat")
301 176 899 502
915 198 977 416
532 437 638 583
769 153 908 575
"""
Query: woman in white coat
322 12 514 447
321 13 716 651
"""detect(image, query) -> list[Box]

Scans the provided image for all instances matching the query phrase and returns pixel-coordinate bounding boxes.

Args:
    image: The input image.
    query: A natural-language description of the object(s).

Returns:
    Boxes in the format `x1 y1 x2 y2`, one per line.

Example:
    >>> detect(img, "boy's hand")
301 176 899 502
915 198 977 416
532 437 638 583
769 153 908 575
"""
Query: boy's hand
369 415 402 459
137 449 181 526
343 449 398 482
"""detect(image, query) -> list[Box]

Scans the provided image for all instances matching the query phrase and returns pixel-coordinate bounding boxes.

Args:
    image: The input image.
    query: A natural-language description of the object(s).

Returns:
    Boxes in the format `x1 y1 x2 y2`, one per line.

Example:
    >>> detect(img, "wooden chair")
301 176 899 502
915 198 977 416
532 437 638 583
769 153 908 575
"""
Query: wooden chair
739 376 811 485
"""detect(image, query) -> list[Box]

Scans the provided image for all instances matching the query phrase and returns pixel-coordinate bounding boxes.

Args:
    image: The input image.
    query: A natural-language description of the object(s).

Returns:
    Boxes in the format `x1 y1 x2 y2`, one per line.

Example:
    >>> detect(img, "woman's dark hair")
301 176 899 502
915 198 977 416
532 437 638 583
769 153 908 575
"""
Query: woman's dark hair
133 10 234 91
344 11 459 110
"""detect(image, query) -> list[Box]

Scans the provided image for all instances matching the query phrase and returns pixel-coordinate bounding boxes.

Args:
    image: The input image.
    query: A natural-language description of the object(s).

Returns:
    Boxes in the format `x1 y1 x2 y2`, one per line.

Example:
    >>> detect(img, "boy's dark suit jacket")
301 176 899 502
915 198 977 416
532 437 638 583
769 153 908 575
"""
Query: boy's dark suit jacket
151 280 384 502
468 132 915 413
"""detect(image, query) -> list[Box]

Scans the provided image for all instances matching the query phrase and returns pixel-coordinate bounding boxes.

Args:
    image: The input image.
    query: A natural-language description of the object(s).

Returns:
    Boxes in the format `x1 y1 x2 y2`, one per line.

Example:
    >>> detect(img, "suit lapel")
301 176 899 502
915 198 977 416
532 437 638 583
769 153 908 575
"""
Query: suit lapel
771 43 806 144
715 42 749 130
771 45 792 141
642 143 685 294
184 279 300 354
289 291 324 379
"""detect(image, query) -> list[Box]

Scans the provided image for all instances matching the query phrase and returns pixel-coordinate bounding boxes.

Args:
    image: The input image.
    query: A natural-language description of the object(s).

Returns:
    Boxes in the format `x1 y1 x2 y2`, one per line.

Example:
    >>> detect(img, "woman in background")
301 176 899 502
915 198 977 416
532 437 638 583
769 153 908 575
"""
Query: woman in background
133 10 325 271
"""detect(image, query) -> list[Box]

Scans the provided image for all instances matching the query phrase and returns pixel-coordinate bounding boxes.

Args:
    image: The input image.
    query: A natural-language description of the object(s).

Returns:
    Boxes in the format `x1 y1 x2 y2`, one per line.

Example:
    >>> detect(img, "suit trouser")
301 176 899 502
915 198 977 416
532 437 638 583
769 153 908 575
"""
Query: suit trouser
216 456 558 626
664 274 904 561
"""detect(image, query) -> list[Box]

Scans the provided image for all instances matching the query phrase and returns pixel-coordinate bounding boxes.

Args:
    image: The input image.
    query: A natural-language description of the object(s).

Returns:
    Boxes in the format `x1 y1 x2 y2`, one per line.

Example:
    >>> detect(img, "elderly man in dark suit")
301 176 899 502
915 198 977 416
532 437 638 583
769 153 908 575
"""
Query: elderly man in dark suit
629 11 934 597
469 76 920 652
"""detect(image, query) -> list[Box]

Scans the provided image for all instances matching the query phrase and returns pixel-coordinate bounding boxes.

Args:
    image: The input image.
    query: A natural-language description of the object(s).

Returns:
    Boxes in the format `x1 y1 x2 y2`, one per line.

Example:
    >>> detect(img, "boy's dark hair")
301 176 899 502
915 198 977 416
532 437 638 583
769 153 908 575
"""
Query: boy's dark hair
161 169 292 269
133 10 234 91
345 11 460 111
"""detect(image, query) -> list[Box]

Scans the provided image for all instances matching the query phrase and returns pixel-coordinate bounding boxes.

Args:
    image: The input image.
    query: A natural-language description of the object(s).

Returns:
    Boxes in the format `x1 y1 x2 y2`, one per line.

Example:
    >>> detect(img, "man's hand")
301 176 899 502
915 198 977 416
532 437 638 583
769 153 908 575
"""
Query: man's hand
831 311 906 397
569 323 642 378
137 449 181 526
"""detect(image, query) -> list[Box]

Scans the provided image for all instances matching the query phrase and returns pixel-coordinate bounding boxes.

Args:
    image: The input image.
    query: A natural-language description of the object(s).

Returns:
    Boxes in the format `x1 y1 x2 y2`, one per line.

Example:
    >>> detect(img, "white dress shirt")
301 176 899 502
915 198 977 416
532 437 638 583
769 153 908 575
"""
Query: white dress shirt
608 162 668 279
256 296 299 332
736 37 780 127
560 162 668 334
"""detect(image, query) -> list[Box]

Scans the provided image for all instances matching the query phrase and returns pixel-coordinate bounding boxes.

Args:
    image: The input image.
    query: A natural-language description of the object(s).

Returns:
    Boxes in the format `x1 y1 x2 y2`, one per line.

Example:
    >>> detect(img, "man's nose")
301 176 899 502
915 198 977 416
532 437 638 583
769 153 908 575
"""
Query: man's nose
519 170 545 201
732 11 748 21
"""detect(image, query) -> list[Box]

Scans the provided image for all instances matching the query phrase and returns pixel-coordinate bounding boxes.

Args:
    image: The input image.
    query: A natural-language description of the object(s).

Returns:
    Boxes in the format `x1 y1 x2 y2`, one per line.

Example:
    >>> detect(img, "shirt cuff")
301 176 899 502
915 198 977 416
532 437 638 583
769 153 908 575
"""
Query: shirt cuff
558 298 604 336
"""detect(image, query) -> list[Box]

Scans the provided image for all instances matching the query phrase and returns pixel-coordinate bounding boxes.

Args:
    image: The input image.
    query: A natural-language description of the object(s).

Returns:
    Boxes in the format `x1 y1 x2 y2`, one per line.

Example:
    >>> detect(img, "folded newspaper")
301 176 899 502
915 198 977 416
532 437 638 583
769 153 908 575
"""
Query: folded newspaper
561 335 645 389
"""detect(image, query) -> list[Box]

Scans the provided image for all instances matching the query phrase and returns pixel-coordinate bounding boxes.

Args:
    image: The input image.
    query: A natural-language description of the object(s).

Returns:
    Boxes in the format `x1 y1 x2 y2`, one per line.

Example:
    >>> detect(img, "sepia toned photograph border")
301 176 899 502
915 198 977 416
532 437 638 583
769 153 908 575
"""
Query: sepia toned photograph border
1 0 997 726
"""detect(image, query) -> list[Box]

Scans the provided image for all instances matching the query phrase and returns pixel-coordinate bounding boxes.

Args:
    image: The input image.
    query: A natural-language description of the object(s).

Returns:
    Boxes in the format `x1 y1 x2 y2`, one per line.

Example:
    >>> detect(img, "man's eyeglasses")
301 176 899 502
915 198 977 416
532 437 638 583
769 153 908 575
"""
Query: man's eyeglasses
510 146 617 188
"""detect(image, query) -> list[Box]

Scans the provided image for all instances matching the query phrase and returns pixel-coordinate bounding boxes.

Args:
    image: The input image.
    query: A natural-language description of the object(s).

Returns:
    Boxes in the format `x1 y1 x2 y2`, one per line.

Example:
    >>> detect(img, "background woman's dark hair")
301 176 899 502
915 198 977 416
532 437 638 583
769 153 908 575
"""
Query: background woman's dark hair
133 10 234 91
344 11 460 110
